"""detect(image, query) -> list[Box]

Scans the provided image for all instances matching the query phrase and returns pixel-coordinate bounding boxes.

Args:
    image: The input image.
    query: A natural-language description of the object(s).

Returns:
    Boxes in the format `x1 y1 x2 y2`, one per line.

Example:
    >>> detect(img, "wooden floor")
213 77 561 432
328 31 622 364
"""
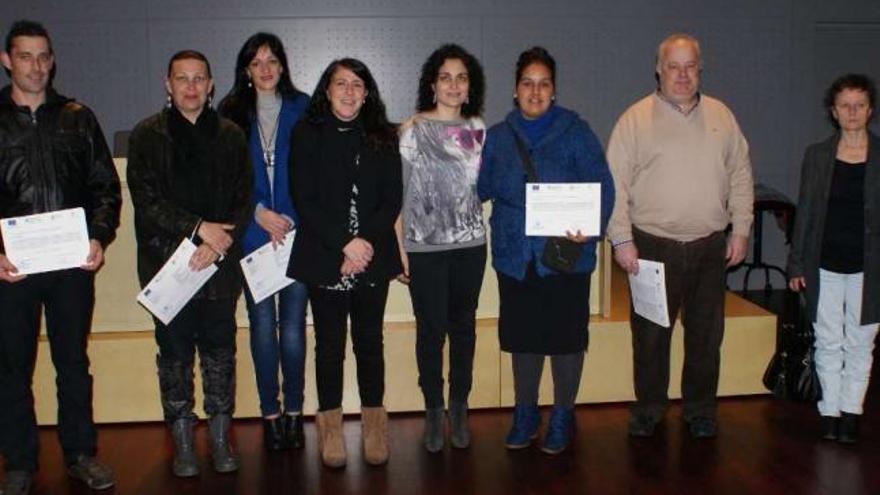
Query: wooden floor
11 391 880 495
10 289 879 494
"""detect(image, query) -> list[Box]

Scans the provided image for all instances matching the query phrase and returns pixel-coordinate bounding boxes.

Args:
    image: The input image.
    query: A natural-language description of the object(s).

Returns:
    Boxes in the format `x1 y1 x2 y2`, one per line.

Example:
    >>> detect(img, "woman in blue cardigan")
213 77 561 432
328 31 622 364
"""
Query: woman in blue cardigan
218 32 309 451
478 47 614 454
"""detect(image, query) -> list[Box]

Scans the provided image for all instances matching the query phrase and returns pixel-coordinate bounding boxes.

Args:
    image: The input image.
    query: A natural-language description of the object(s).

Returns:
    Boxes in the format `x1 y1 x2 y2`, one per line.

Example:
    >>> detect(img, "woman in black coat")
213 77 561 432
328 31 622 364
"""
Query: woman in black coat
128 50 252 477
288 58 401 468
787 73 880 444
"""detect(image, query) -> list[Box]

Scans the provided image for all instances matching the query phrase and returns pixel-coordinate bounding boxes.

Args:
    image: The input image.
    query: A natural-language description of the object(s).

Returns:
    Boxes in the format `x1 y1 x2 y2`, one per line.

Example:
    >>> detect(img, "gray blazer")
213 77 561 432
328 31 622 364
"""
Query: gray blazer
787 131 880 325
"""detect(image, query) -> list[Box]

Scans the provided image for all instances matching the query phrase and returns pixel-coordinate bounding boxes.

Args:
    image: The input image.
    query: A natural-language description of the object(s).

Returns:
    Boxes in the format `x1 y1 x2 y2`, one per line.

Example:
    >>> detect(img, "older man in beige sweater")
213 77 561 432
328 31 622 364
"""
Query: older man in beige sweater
607 33 753 439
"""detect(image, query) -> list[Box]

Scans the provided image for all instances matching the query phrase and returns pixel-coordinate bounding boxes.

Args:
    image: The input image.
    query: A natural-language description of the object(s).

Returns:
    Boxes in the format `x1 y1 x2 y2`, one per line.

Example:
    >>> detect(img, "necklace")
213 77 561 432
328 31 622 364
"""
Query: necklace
257 109 281 167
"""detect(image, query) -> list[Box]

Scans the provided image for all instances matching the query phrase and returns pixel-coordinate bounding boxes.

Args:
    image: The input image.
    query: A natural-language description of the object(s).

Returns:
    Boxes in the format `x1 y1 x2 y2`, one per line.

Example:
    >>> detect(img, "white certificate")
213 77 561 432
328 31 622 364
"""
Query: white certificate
525 183 600 236
240 230 296 304
136 238 218 325
0 207 91 275
627 259 671 328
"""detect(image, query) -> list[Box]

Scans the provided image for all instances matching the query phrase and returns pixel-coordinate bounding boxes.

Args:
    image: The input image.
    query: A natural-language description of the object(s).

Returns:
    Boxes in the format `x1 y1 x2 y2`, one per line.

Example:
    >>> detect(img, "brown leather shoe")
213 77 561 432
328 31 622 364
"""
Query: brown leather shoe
361 406 389 465
316 408 346 467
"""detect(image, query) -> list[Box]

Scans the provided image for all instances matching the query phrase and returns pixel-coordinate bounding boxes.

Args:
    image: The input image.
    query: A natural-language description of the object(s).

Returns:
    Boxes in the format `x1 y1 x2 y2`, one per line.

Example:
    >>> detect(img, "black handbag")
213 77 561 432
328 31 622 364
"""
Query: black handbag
762 292 822 402
511 129 583 273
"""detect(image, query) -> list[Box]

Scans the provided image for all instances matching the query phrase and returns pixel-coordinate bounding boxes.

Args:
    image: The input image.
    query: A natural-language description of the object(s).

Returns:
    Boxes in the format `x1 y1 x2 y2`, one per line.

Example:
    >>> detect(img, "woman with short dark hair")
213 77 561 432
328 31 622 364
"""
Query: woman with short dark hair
288 58 402 467
128 50 252 476
788 73 880 444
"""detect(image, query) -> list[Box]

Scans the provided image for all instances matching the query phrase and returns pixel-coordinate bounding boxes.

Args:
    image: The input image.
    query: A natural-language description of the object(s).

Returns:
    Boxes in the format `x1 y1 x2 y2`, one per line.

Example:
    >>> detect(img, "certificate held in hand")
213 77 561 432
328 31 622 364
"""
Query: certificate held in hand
240 230 296 305
137 238 218 325
525 183 600 237
0 207 91 275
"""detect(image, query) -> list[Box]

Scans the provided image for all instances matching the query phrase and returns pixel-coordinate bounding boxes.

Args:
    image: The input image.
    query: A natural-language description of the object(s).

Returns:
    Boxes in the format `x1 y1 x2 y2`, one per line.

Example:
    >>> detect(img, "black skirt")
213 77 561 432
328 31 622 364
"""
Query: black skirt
497 263 591 355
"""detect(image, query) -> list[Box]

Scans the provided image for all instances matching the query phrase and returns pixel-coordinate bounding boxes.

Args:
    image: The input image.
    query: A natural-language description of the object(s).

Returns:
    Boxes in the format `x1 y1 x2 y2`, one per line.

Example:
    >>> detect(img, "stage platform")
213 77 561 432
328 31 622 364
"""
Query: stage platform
31 265 776 424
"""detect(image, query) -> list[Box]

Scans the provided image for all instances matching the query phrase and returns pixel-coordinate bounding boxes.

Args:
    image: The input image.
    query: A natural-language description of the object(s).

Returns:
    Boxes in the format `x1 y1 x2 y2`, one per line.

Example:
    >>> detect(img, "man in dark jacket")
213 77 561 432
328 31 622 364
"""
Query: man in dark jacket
0 20 121 494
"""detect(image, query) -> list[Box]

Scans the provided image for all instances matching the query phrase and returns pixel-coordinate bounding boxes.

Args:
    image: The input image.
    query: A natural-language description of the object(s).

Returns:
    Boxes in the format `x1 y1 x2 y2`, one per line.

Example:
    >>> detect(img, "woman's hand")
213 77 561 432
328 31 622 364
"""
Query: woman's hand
341 257 367 276
256 208 293 244
189 243 220 271
343 237 373 266
396 250 410 284
565 230 590 244
198 221 234 255
789 276 806 292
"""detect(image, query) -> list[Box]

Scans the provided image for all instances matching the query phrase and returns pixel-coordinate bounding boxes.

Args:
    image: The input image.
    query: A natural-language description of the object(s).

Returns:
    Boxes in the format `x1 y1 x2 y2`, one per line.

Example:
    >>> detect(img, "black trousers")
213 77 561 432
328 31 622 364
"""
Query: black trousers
0 269 97 471
154 297 238 421
408 245 486 409
630 228 727 421
309 282 389 411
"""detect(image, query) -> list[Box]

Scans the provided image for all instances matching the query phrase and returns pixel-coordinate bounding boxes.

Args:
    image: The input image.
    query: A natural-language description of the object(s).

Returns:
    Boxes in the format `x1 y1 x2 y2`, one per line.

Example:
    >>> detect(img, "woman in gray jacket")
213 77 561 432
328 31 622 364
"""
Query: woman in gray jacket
787 73 880 444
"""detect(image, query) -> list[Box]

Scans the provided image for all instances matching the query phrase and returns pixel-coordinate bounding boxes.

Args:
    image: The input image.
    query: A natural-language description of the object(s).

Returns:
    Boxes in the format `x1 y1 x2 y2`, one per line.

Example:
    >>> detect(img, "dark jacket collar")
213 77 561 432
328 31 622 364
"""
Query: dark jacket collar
0 85 72 111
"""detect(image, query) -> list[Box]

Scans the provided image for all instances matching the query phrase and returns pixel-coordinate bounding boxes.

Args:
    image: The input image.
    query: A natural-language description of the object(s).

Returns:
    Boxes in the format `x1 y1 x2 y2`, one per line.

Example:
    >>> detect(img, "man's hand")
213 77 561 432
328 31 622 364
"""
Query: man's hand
189 243 220 271
198 221 235 255
0 254 25 283
81 239 105 272
789 276 806 292
343 237 373 266
256 208 292 244
726 234 748 268
613 242 640 275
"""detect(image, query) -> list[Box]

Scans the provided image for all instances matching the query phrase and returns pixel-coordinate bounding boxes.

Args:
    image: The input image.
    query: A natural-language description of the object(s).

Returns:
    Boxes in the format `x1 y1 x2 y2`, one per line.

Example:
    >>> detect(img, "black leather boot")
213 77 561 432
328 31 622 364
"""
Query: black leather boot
263 417 285 451
284 413 305 449
838 412 860 444
208 414 240 473
170 418 199 477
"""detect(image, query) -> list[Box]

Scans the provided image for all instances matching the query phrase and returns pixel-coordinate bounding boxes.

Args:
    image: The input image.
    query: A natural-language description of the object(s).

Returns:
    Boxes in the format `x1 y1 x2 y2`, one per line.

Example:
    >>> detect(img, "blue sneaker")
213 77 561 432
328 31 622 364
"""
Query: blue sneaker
541 406 574 454
505 404 540 449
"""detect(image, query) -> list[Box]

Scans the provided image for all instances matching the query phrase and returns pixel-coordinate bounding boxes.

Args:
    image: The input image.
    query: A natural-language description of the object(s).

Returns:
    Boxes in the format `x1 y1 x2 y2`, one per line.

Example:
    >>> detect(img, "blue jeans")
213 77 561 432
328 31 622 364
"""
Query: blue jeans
244 281 308 417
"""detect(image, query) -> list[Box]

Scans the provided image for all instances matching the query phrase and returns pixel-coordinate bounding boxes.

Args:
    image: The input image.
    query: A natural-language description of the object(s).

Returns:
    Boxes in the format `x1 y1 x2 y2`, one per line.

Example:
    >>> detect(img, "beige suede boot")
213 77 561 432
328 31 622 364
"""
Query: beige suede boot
316 408 346 468
361 406 389 465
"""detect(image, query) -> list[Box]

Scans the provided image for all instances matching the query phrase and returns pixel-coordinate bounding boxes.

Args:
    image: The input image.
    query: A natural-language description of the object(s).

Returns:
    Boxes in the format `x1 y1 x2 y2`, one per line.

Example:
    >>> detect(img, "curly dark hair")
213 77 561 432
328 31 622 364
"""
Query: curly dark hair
823 73 877 129
305 58 397 151
416 44 485 117
217 32 302 134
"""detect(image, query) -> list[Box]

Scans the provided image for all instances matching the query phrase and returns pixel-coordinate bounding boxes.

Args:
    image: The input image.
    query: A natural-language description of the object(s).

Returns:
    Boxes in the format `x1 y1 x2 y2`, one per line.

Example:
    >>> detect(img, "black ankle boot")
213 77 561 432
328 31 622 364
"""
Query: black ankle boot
838 412 860 444
284 413 305 449
263 417 286 451
820 416 839 441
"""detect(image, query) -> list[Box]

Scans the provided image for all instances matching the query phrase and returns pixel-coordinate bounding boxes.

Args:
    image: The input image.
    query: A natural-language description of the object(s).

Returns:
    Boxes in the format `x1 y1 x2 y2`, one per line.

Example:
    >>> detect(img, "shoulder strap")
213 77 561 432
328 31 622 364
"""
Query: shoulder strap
509 124 538 182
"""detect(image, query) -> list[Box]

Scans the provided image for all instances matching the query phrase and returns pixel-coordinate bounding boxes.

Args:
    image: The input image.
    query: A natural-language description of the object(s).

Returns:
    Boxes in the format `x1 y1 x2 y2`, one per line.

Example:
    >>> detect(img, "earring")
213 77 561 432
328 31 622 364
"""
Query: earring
248 79 252 88
208 95 214 105
551 95 556 101
165 95 172 109
432 92 437 104
362 99 366 105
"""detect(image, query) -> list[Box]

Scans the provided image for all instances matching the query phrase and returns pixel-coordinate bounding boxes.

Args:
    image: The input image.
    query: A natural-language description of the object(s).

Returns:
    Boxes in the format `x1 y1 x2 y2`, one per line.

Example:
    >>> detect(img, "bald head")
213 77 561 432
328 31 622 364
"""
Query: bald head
655 34 701 107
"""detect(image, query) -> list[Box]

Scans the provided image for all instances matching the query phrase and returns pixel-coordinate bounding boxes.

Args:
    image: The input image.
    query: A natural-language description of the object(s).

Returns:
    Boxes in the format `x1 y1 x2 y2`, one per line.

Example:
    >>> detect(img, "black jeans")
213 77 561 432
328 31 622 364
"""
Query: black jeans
309 282 390 411
630 228 726 421
154 297 238 421
0 269 97 471
408 245 486 408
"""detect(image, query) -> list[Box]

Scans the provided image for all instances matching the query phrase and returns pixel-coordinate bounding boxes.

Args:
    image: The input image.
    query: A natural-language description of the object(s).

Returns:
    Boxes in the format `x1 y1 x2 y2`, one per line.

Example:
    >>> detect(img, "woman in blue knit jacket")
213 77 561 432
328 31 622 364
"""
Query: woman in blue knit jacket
218 32 309 452
477 47 614 454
